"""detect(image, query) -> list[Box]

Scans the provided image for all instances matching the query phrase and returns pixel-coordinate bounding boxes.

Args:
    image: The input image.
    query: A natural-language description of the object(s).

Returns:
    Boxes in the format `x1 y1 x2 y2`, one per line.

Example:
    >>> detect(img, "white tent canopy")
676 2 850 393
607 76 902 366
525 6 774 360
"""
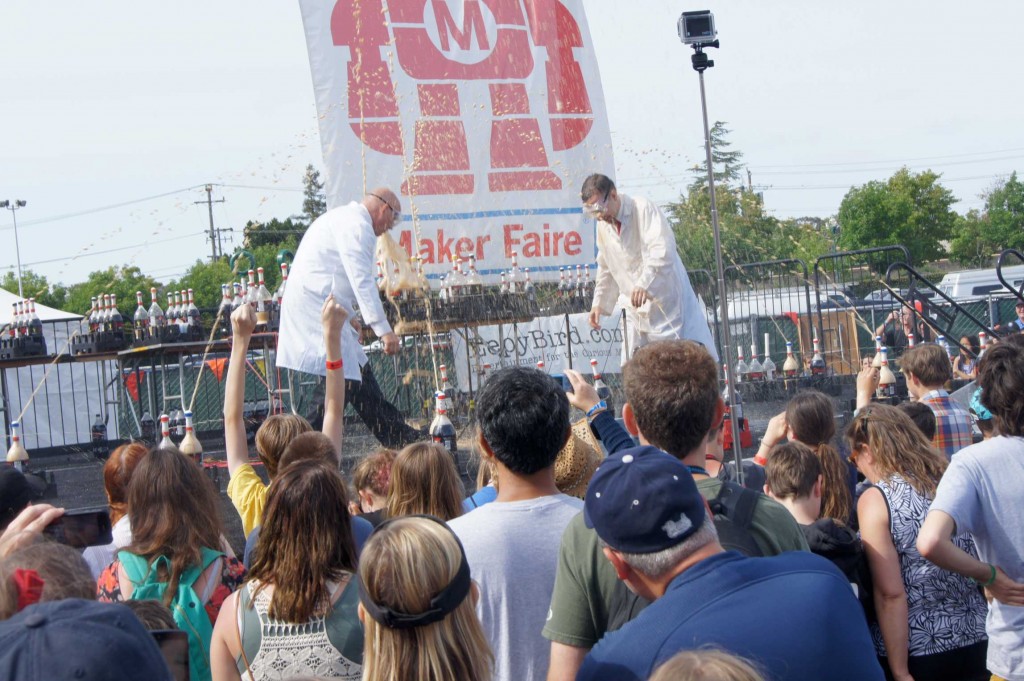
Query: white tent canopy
0 288 81 325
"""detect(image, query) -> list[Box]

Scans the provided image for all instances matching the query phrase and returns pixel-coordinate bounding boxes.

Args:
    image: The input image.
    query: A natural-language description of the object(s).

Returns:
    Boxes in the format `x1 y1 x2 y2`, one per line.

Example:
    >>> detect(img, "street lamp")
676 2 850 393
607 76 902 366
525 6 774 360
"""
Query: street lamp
1 200 27 298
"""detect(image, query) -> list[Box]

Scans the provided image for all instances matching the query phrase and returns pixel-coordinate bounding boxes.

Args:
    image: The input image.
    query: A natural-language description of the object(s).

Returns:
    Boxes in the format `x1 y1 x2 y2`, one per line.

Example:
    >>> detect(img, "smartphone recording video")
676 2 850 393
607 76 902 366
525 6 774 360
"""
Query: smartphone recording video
43 507 113 548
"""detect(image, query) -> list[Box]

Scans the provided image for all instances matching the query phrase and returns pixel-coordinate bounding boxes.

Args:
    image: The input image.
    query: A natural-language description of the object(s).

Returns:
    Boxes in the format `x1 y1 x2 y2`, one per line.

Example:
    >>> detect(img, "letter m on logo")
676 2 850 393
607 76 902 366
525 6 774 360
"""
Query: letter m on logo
433 0 490 52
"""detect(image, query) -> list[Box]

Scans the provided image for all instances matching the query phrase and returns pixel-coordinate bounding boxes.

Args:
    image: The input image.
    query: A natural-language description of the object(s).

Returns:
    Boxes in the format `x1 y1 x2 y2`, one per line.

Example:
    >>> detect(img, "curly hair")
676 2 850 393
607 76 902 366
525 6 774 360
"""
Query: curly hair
846 404 947 498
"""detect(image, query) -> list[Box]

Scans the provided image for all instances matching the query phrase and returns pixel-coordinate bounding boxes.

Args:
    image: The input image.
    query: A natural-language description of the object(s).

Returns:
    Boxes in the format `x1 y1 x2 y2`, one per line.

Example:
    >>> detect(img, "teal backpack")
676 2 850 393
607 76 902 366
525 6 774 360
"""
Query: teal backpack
118 547 223 681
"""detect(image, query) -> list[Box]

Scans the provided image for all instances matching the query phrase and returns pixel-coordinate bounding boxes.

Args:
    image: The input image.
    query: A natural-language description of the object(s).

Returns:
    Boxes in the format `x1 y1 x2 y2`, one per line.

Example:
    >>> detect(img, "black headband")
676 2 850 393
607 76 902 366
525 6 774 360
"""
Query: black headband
358 514 472 630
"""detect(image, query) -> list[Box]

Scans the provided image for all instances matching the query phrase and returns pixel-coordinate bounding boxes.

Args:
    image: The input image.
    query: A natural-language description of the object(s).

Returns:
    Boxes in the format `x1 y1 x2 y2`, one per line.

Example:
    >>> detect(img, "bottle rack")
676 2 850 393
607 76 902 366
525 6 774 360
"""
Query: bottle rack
0 334 48 360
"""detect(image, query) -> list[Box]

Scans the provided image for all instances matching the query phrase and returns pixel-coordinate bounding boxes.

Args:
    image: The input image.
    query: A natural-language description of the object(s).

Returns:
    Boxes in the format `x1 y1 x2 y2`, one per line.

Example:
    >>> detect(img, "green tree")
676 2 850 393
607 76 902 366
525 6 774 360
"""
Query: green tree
166 258 237 310
949 172 1024 265
667 124 831 275
0 269 68 310
63 265 162 316
242 217 306 250
301 164 327 224
836 167 958 265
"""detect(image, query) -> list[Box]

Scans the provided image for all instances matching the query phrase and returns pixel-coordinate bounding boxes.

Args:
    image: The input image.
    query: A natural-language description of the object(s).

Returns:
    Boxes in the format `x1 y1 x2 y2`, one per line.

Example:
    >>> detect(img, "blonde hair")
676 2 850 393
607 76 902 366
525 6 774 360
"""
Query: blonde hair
846 403 947 497
255 414 312 479
359 517 493 681
386 443 464 521
649 649 765 681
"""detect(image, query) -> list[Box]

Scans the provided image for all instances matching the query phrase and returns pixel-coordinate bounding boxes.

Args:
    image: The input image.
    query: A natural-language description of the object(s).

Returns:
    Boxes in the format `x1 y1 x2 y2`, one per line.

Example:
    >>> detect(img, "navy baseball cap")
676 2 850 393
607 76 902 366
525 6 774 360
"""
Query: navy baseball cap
584 445 706 553
0 599 172 681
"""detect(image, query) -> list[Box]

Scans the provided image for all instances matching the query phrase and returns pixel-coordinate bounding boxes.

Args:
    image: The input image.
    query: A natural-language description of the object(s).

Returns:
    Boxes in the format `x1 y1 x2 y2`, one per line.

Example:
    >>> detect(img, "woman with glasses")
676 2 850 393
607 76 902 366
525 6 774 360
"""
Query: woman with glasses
846 405 987 681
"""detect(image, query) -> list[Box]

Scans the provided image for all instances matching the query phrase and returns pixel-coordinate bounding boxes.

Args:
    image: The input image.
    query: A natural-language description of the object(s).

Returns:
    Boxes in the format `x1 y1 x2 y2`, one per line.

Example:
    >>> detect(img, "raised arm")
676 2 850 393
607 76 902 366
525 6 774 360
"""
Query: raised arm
225 304 257 477
321 294 349 465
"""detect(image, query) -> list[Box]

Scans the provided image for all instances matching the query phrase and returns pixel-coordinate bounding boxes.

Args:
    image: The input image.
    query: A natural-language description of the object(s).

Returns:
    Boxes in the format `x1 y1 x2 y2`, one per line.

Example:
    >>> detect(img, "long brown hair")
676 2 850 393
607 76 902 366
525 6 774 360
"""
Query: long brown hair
247 460 357 622
359 517 493 681
103 441 148 525
126 447 224 606
785 391 853 524
386 443 464 522
845 403 948 497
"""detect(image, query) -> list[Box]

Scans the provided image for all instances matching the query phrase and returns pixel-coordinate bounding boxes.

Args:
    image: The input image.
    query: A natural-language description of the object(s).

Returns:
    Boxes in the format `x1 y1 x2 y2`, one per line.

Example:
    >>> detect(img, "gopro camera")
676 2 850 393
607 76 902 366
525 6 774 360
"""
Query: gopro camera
678 10 716 45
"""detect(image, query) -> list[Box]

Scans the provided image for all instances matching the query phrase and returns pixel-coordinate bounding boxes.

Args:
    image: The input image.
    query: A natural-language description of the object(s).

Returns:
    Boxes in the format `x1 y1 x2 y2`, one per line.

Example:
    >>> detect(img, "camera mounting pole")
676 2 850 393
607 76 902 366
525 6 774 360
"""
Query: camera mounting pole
685 36 745 481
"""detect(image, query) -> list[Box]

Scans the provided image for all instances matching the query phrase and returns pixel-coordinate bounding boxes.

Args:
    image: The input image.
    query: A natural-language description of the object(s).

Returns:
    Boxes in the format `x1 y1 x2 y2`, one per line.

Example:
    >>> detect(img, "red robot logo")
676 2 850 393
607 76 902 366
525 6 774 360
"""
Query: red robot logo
331 0 595 196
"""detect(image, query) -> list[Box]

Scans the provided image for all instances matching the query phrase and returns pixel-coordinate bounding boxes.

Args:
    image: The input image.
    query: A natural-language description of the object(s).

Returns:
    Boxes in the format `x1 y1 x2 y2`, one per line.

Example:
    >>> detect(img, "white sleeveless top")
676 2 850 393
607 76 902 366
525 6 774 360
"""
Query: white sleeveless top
237 579 361 680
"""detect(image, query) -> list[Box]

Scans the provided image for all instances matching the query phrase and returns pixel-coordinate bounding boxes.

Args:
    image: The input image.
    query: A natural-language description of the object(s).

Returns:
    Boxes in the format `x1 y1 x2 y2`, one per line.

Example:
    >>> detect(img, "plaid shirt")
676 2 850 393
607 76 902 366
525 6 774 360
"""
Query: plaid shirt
922 389 973 459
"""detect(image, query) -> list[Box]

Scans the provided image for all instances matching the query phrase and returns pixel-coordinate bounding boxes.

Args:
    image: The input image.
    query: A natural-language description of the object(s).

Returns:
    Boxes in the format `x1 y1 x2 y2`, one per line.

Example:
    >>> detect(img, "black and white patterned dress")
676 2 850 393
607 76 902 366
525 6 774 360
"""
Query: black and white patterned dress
871 474 987 657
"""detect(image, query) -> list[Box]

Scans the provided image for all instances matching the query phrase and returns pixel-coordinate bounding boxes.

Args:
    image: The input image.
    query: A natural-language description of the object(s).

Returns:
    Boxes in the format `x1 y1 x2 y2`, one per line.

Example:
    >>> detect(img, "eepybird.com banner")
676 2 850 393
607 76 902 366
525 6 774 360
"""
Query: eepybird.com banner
299 0 613 279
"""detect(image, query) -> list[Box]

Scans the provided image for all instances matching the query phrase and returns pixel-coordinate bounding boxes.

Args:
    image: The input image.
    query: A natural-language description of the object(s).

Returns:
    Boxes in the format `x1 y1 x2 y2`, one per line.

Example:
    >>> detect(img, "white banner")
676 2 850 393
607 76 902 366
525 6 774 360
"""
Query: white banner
449 309 624 391
299 0 613 280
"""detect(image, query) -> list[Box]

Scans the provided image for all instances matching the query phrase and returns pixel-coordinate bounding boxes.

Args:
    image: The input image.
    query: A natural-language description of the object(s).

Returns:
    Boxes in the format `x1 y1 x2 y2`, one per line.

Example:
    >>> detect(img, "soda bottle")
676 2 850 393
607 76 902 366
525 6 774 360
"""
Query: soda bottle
747 343 764 381
231 282 244 312
178 410 203 464
6 420 28 470
274 262 289 312
937 335 953 365
170 408 186 441
783 341 799 378
978 331 988 360
186 289 201 329
246 270 257 306
508 252 523 293
133 291 149 341
158 414 174 450
590 358 613 415
877 347 897 399
91 413 108 459
872 336 884 369
430 391 458 457
108 295 124 334
439 364 456 407
734 348 749 384
254 268 272 326
524 268 536 302
810 336 827 376
140 411 156 444
148 288 166 339
87 297 99 334
27 299 42 338
762 333 777 381
218 284 233 336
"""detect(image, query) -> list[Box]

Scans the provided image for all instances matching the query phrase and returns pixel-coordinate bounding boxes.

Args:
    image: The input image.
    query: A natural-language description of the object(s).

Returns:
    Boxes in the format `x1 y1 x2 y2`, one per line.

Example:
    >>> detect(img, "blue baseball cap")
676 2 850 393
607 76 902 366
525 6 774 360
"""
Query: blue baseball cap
584 446 706 553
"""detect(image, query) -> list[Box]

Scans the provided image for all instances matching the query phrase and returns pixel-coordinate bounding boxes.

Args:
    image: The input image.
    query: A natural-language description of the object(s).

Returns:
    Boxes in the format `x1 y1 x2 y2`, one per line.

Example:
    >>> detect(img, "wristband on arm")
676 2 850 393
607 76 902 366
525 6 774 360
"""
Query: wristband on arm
326 359 343 371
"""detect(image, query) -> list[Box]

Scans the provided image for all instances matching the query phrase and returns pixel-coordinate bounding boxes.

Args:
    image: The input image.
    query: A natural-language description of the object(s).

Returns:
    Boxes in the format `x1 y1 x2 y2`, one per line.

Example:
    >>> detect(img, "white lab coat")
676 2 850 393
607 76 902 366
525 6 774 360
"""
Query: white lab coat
277 202 391 381
591 194 718 363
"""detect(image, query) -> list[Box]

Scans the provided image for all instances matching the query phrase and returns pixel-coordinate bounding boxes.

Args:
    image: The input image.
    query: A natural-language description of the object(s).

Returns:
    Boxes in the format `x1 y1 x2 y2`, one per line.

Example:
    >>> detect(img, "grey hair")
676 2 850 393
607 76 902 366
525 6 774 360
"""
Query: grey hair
601 518 718 579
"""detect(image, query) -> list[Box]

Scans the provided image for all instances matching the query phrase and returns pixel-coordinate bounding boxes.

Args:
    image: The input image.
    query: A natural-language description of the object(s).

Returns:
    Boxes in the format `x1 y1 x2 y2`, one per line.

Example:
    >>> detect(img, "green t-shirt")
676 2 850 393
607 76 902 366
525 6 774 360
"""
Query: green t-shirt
542 477 809 648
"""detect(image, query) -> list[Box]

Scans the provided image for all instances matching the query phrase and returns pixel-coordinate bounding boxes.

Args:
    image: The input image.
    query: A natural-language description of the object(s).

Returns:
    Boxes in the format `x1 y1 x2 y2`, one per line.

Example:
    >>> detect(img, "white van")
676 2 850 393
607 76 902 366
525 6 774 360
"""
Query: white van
938 266 1024 301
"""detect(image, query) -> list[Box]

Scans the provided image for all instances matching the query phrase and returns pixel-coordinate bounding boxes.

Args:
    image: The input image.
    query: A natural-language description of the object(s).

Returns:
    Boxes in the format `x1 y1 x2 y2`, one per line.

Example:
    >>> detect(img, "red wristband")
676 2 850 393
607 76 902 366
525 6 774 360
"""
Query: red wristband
326 359 343 371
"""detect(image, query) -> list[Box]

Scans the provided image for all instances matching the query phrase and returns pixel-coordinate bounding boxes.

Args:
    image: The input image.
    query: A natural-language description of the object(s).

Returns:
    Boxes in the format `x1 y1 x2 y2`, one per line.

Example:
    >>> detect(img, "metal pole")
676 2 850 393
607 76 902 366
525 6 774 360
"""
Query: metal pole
206 185 217 261
2 202 26 298
697 69 744 481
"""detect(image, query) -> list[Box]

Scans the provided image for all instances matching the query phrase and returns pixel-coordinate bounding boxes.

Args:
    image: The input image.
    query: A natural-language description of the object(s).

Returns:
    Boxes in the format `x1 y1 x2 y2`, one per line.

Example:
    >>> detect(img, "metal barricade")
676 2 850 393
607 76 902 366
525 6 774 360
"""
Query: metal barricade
813 246 912 372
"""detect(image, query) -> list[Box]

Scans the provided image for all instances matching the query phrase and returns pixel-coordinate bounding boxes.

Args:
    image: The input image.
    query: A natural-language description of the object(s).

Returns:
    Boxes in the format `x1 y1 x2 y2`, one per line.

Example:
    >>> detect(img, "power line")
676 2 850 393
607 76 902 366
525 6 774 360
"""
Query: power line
0 231 207 269
0 186 207 231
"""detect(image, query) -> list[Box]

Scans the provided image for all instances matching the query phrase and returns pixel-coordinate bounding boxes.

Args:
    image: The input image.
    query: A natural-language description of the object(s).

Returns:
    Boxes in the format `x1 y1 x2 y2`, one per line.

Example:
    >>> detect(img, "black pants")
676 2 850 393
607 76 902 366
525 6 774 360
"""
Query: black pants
880 640 988 681
346 363 424 448
301 363 423 449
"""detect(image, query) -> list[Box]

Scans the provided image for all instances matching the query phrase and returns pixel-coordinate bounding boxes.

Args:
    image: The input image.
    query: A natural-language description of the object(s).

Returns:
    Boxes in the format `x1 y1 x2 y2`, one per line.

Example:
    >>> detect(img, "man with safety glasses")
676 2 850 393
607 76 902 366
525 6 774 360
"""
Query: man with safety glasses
581 173 717 363
278 188 424 447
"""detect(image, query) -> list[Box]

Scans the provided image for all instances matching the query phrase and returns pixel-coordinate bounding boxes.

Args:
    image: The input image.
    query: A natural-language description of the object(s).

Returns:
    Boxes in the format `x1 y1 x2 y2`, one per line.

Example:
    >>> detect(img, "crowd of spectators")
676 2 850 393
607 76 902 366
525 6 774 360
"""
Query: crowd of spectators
1 300 1023 681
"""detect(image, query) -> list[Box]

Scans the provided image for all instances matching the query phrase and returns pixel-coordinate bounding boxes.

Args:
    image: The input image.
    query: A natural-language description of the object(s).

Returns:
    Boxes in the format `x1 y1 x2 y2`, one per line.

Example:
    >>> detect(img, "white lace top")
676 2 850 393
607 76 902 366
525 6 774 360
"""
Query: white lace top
236 578 362 680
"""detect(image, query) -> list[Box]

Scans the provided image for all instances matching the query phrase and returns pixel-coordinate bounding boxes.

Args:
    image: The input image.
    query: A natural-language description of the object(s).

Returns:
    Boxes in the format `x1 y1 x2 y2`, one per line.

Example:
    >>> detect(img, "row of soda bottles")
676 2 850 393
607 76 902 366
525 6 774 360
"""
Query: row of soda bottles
84 410 204 463
84 263 290 341
6 299 45 339
426 355 614 457
378 252 596 304
730 335 823 385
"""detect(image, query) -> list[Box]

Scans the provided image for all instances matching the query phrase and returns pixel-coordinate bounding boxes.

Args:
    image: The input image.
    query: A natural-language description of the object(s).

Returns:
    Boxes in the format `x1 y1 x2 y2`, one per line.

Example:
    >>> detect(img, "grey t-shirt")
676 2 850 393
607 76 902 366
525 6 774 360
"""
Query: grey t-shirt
930 435 1024 679
448 493 584 681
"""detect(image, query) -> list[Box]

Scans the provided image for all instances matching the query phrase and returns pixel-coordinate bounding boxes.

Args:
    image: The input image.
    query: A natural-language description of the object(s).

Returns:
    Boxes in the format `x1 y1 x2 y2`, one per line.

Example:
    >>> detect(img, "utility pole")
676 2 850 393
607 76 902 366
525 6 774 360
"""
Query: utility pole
195 185 225 261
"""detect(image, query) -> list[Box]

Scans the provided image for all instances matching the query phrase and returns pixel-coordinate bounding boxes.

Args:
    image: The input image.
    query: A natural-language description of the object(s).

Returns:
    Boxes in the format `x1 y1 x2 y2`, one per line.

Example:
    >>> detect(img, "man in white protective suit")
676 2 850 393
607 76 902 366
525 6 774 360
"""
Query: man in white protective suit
277 188 424 447
582 173 718 363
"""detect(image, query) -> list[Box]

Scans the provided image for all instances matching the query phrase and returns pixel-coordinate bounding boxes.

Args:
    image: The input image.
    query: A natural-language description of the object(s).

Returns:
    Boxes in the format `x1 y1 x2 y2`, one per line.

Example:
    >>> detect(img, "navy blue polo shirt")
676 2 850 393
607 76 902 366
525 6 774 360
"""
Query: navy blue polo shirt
577 551 883 681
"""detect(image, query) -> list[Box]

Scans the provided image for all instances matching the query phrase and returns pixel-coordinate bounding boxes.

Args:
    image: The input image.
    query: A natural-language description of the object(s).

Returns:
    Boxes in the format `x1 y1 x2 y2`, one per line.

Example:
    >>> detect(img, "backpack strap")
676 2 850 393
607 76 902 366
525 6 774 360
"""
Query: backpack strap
710 481 759 530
